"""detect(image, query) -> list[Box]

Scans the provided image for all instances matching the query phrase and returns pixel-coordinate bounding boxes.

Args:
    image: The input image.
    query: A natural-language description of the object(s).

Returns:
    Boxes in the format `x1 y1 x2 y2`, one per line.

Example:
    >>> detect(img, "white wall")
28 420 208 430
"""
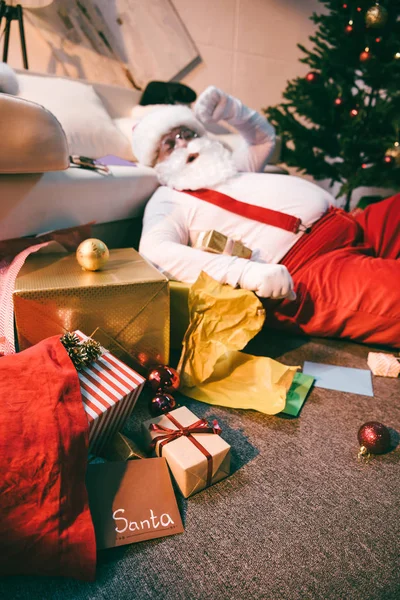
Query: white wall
176 0 322 112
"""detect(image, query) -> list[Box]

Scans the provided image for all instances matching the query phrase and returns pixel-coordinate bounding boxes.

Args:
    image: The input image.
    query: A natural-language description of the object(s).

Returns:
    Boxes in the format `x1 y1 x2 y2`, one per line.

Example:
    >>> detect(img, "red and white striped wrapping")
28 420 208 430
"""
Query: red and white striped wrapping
75 331 145 454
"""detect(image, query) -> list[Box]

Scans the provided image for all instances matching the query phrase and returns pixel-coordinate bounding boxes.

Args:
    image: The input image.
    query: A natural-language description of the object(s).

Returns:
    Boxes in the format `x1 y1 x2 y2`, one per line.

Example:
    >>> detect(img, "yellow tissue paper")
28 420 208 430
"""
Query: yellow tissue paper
178 272 298 415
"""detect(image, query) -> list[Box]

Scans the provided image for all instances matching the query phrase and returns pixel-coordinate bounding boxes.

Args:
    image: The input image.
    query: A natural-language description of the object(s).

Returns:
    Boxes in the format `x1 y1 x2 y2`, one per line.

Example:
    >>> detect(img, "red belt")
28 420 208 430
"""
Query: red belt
280 207 363 274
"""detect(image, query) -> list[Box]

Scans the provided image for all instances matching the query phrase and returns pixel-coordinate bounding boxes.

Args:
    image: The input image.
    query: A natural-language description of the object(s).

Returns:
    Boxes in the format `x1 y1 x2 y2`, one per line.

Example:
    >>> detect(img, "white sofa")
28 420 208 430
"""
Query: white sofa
0 70 160 244
0 69 284 245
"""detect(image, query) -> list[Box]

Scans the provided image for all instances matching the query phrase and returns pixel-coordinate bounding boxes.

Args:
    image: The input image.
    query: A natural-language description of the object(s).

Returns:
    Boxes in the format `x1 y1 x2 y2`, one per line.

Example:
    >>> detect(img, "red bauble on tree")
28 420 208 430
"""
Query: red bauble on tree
357 421 391 459
147 365 180 393
345 20 354 34
305 71 321 83
360 47 372 62
384 155 395 166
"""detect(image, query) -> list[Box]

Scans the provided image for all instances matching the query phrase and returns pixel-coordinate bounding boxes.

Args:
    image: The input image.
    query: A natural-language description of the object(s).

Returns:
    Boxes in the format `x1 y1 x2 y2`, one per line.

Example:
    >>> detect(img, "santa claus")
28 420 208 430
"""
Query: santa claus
132 86 400 347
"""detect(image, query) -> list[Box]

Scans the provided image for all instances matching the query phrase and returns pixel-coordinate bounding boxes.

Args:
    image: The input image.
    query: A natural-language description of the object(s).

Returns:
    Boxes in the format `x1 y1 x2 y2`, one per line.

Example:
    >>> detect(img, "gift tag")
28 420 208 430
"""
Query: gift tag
86 457 184 549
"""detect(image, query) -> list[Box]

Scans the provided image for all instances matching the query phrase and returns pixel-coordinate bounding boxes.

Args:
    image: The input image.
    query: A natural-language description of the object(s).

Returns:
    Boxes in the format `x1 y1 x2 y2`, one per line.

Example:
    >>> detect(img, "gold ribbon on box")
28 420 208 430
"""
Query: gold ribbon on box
177 272 298 414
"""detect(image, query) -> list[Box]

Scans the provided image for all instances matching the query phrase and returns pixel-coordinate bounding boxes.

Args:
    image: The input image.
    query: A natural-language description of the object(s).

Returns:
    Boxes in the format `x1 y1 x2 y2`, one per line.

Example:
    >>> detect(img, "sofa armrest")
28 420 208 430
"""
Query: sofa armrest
0 94 69 174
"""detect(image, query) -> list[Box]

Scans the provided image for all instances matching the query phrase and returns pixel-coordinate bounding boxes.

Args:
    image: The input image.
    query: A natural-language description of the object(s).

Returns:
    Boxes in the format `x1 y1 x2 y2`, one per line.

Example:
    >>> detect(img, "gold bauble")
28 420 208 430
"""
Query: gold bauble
76 238 110 271
365 4 388 28
385 145 400 166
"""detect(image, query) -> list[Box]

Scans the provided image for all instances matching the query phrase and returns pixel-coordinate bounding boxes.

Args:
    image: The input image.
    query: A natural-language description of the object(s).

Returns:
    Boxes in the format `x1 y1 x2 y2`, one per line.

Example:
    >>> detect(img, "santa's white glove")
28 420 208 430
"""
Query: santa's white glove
194 85 241 125
194 86 276 172
239 262 296 301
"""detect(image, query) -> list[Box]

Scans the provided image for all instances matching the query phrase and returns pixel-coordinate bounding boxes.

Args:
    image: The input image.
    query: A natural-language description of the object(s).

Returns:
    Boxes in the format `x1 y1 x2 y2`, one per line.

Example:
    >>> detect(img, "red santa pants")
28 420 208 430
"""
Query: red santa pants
265 193 400 347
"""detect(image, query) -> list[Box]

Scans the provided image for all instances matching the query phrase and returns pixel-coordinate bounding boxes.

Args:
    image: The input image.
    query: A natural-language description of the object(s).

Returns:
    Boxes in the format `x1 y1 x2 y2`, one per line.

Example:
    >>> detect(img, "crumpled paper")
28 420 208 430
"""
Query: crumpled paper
177 272 298 414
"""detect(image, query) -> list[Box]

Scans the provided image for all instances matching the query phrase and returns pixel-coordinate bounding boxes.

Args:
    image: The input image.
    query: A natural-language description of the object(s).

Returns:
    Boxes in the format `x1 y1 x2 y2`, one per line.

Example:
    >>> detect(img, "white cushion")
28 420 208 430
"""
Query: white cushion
0 62 19 94
17 74 135 161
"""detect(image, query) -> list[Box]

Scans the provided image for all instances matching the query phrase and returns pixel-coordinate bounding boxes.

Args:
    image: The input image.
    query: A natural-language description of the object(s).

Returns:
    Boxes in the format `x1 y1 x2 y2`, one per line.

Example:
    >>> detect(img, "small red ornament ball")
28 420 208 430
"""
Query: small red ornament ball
305 71 320 83
360 50 371 62
150 392 176 416
358 421 391 455
147 365 180 393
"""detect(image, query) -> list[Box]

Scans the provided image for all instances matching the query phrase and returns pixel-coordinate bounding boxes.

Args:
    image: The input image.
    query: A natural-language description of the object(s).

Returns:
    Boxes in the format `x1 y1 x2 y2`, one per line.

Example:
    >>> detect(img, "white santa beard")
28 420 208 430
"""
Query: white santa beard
154 136 237 190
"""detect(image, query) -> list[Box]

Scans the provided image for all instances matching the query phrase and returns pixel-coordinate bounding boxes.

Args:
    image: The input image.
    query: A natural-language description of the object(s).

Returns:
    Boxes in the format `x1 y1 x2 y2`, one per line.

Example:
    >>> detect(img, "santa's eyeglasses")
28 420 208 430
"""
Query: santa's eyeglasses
159 127 199 155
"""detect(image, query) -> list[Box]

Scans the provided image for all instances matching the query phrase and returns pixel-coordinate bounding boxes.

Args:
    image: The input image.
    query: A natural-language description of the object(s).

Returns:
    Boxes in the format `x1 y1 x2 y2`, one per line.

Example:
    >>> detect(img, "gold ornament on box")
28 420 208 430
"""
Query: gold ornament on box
385 142 400 166
76 238 110 271
365 3 388 28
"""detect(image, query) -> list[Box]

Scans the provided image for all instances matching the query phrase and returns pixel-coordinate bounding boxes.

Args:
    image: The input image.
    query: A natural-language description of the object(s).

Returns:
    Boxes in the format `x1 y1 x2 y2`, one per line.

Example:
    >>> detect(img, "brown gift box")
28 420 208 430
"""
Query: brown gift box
13 248 170 368
142 406 230 498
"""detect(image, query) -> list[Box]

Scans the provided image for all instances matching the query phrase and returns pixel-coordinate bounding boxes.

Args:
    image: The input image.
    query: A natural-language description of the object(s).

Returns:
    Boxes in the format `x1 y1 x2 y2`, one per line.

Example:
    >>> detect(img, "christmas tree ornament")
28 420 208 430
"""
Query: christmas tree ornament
305 71 320 83
385 143 400 166
360 47 371 62
375 37 382 43
349 108 359 117
345 20 353 34
76 238 110 271
357 421 391 459
334 97 343 106
342 3 348 8
384 155 394 165
147 365 180 393
395 52 400 60
149 392 176 416
365 3 388 28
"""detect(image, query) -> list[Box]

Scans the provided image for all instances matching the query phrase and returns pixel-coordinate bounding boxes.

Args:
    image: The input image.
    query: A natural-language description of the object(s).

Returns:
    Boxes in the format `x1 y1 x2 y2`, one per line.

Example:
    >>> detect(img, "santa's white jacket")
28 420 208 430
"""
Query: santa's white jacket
139 173 335 287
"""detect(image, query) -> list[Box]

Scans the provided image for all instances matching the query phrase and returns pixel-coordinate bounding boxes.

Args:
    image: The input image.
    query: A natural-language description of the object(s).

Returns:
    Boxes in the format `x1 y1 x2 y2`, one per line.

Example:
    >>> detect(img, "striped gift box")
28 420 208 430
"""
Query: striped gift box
75 331 145 454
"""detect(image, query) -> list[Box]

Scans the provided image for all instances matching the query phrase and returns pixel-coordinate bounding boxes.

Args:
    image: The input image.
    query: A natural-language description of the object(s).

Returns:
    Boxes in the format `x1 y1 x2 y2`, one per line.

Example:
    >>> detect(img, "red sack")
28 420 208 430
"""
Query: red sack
0 336 96 580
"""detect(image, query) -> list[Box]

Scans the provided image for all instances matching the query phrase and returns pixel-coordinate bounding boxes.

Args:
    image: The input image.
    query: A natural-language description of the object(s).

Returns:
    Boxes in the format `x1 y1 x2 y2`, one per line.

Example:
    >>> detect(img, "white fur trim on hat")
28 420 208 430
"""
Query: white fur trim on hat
131 104 206 166
0 62 19 95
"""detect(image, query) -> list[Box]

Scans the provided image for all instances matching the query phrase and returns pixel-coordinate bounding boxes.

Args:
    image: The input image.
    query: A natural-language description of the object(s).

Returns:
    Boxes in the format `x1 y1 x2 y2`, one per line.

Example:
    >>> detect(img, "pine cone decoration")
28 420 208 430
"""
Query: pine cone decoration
83 339 102 363
60 331 80 350
60 332 102 371
66 345 89 371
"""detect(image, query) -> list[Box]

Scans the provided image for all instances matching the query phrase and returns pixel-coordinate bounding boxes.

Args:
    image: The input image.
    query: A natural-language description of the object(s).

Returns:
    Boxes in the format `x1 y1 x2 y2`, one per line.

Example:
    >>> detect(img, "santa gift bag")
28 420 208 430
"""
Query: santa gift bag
0 335 96 580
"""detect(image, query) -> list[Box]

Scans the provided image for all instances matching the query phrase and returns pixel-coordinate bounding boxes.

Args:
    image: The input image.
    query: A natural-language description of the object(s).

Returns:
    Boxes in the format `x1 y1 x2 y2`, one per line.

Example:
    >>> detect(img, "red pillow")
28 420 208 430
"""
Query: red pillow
0 336 96 580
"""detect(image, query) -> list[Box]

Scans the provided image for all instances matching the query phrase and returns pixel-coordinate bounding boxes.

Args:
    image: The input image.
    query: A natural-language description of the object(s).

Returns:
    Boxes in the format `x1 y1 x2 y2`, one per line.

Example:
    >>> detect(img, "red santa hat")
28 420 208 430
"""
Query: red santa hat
131 104 206 167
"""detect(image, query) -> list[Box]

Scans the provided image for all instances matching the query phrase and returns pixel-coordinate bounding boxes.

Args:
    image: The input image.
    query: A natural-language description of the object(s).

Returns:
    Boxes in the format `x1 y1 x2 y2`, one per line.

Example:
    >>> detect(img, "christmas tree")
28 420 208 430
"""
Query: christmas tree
264 0 400 211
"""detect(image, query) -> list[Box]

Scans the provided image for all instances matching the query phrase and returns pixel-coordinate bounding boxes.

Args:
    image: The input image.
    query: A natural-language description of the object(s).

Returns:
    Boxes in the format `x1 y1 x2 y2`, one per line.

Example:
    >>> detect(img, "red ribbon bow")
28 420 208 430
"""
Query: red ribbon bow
149 413 222 488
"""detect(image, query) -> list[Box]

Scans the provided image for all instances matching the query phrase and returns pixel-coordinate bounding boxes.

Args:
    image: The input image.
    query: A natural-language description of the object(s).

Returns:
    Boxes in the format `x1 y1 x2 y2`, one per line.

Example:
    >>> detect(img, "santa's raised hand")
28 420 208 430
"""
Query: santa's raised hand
194 85 276 172
194 85 241 124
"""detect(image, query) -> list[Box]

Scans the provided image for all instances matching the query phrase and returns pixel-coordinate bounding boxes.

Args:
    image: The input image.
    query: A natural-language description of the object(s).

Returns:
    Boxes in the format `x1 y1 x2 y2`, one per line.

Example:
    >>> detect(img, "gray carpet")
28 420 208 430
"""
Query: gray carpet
1 331 399 600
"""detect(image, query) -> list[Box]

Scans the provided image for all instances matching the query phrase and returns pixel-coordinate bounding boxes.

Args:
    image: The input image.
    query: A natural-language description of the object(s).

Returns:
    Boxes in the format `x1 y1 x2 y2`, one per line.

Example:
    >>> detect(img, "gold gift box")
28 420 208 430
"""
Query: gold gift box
194 230 252 259
100 432 147 461
13 248 170 368
169 280 190 351
142 406 230 498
